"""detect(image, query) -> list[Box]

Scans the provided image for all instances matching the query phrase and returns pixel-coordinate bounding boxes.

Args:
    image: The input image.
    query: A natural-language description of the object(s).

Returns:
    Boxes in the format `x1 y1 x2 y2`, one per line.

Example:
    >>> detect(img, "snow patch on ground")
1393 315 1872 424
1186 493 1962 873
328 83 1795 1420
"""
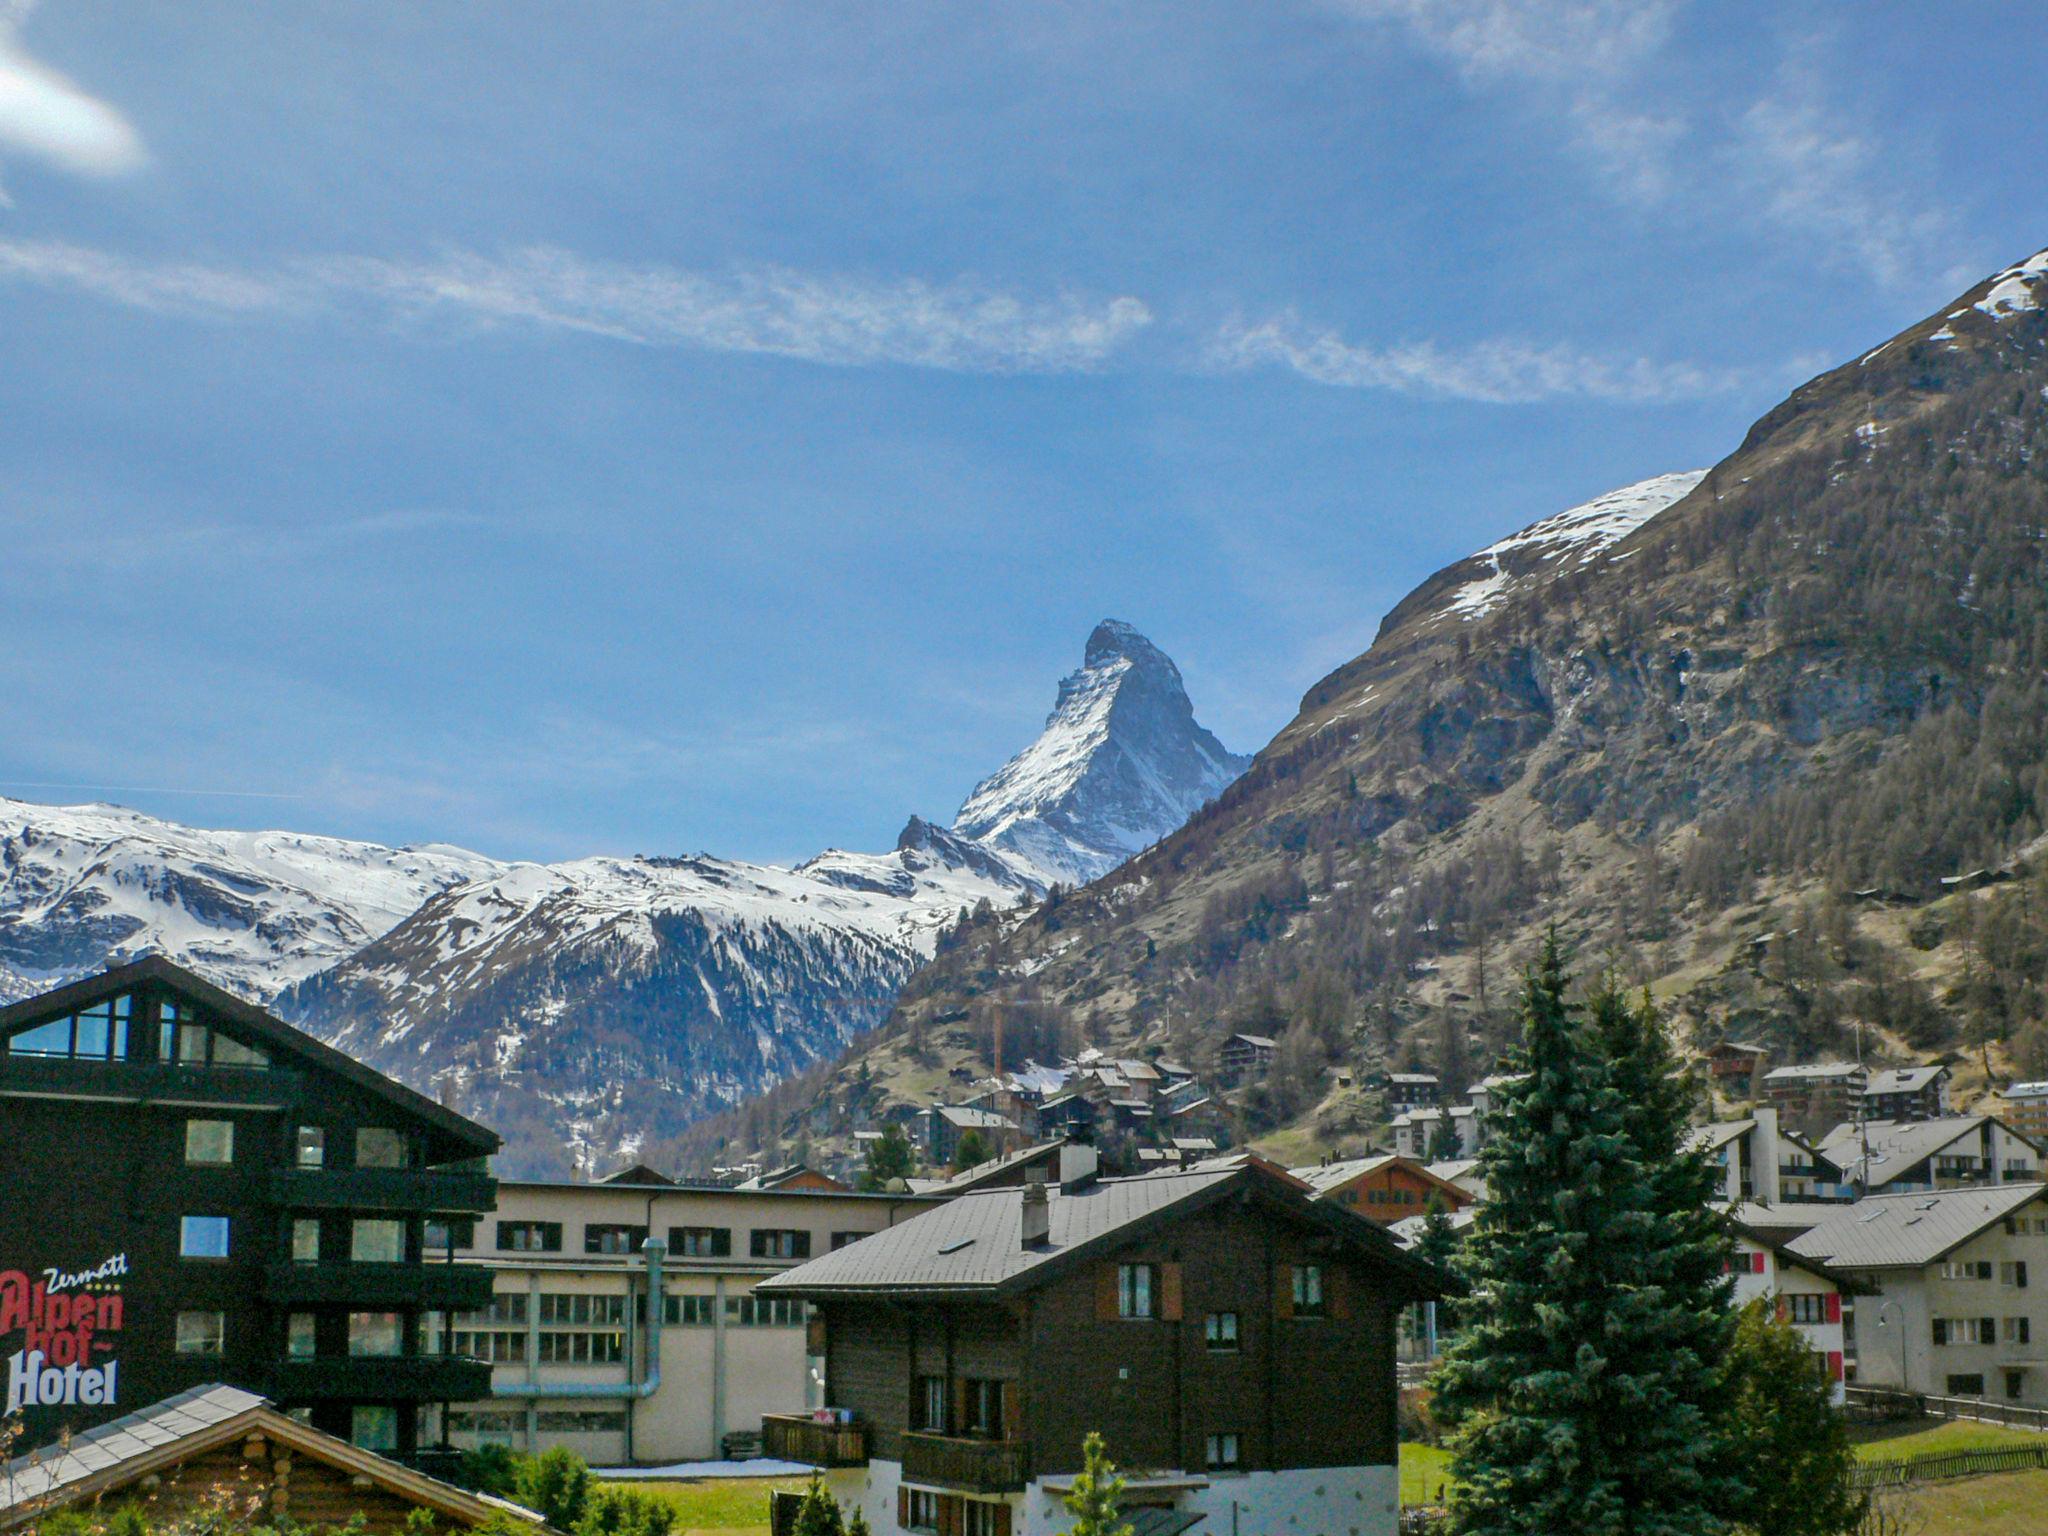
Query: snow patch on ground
1974 248 2048 320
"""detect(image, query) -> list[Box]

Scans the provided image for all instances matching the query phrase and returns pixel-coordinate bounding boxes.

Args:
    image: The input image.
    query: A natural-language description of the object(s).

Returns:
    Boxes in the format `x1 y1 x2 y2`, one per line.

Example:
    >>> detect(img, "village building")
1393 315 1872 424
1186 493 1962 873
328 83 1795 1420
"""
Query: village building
1286 1156 1472 1225
1391 1105 1481 1161
0 960 498 1462
926 1107 1023 1167
1381 1074 1440 1115
434 1172 938 1465
1862 1066 1954 1123
1814 1116 2043 1196
1723 1222 1851 1404
2000 1082 2048 1143
1787 1185 2048 1405
754 1159 1439 1536
1423 1160 1486 1203
1760 1063 1868 1131
1686 1109 1854 1205
1218 1034 1276 1084
1702 1041 1770 1088
0 1384 541 1534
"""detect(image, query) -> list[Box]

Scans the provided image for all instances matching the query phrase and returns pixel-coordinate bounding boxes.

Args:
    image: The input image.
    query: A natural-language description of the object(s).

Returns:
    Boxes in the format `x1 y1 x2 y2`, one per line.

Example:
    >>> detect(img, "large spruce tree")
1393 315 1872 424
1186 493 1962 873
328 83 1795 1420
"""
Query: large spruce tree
1430 938 1735 1536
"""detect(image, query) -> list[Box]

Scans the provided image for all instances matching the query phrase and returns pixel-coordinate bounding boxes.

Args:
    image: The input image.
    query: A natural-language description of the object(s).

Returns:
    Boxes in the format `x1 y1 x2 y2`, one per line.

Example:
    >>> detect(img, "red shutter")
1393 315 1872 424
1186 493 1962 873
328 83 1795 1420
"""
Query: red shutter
1096 1265 1120 1321
899 1489 910 1528
1275 1267 1295 1322
1828 1351 1844 1381
1775 1297 1789 1323
952 1378 970 1436
1000 1381 1021 1442
1327 1267 1351 1322
1825 1293 1842 1325
1160 1263 1184 1322
994 1502 1013 1536
1754 1252 1768 1274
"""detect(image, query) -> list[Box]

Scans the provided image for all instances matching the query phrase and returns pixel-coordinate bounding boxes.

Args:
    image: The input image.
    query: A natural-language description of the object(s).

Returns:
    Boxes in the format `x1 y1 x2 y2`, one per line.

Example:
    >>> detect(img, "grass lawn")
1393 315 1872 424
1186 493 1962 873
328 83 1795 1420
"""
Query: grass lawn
600 1475 804 1536
1887 1470 2048 1535
1399 1443 1453 1507
1849 1417 2045 1462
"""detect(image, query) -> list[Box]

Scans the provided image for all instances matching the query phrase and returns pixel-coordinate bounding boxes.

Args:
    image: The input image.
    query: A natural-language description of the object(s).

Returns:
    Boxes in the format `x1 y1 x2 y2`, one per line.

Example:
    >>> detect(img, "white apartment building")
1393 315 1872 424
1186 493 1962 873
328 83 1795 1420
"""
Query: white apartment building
1788 1184 2048 1405
1688 1108 1855 1205
1725 1221 1849 1403
433 1174 936 1465
1816 1116 2044 1195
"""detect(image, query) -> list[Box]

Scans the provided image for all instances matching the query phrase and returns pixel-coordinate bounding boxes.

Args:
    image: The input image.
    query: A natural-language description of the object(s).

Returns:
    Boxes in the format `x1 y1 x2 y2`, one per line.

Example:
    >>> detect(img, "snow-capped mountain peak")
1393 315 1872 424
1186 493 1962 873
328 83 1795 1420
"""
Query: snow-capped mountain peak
952 619 1251 887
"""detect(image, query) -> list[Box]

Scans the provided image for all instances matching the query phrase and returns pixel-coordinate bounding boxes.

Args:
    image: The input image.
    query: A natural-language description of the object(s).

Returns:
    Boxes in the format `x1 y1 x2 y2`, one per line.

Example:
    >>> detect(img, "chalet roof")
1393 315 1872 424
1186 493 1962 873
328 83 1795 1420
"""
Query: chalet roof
1786 1185 2047 1272
602 1162 677 1186
1289 1154 1470 1205
1387 1073 1440 1086
1170 1137 1218 1152
1722 1217 1857 1291
1815 1116 2036 1188
1425 1158 1481 1183
0 958 497 1157
922 1139 1069 1196
1389 1208 1478 1248
1708 1041 1770 1057
0 1384 541 1531
1762 1062 1864 1083
758 1163 1440 1301
1686 1120 1755 1155
1228 1034 1276 1049
2007 1082 2048 1102
1720 1201 1855 1241
934 1105 1016 1130
1154 1059 1194 1078
1865 1066 1949 1095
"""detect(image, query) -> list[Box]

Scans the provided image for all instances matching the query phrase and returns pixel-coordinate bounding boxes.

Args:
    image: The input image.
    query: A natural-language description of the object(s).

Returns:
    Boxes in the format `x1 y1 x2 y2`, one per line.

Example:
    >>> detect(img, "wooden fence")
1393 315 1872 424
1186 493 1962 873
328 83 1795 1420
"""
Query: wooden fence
1853 1443 2048 1489
1845 1385 2048 1434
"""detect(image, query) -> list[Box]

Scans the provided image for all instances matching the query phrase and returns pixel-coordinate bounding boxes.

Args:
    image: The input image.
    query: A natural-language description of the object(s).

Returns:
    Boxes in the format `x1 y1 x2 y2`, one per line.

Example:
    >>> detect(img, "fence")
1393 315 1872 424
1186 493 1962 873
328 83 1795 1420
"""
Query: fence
1852 1443 2048 1489
1845 1385 2048 1434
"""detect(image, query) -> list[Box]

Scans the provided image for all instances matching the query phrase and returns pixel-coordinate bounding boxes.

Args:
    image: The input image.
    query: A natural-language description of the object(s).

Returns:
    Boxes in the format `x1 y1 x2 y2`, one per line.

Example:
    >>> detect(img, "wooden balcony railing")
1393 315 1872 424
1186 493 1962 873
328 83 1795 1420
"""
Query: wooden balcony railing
761 1414 870 1468
901 1431 1029 1493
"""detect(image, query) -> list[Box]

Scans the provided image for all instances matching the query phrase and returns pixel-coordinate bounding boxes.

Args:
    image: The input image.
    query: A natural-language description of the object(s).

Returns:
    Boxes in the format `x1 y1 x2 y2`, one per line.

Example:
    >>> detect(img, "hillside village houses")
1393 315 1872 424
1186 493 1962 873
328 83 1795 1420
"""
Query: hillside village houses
2002 1081 2048 1142
1815 1115 2041 1194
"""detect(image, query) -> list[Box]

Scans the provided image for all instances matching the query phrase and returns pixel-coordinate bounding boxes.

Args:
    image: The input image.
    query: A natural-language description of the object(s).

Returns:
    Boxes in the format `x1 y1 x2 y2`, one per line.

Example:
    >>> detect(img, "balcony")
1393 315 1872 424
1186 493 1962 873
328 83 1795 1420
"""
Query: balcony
901 1432 1029 1493
270 1166 497 1214
0 1055 302 1110
262 1261 496 1311
271 1354 495 1403
762 1414 870 1468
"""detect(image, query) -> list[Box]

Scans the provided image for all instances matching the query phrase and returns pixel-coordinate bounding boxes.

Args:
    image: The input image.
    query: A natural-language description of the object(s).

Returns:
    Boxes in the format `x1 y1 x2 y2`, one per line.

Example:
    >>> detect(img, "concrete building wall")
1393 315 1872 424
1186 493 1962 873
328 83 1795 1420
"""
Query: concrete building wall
1847 1217 2048 1403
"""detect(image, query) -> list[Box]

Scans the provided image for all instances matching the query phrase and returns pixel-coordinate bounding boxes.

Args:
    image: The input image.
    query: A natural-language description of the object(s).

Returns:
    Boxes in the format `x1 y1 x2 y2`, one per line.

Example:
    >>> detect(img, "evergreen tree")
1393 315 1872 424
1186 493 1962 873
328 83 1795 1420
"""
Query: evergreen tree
952 1129 992 1172
857 1123 915 1191
1716 1301 1864 1536
514 1447 593 1532
1413 1192 1464 1345
791 1477 845 1536
1430 936 1733 1536
1427 1117 1465 1163
1063 1431 1131 1536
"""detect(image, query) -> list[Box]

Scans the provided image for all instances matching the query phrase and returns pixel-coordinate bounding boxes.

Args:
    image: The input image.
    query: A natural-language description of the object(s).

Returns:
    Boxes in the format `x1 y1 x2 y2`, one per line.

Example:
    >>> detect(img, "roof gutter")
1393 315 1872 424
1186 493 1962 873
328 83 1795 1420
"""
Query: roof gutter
494 1240 664 1401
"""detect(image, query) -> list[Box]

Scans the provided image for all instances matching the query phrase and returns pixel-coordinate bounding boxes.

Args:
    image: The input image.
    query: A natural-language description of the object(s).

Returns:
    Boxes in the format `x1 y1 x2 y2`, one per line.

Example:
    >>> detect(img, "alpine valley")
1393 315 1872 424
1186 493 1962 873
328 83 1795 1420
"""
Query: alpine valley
694 243 2048 1170
0 620 1247 1174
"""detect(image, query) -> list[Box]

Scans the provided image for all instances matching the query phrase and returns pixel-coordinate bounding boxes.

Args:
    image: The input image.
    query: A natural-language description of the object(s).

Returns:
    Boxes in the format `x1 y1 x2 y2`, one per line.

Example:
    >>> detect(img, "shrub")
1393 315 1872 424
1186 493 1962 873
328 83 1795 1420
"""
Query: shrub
514 1447 593 1531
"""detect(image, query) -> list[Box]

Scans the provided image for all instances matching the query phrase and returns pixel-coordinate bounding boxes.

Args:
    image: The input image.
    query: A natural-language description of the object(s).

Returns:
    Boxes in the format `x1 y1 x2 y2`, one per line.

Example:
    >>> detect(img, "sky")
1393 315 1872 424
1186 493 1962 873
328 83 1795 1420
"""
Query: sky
1 1 2043 864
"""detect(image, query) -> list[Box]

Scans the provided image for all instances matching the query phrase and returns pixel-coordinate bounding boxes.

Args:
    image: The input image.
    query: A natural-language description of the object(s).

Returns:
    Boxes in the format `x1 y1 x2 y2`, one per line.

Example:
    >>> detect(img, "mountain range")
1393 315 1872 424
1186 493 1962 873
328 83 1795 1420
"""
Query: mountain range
728 242 2048 1167
0 620 1244 1174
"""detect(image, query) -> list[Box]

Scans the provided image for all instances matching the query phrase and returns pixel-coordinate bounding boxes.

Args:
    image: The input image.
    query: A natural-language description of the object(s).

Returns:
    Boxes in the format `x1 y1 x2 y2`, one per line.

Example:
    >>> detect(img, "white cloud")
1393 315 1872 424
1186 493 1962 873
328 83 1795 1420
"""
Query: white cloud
1207 311 1752 404
0 2 144 196
0 237 1153 375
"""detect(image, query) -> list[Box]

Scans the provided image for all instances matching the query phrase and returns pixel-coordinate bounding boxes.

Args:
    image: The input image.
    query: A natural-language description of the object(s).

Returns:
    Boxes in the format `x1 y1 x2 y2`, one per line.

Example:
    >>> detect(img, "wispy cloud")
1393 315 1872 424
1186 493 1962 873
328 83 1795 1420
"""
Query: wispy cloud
0 1 145 200
0 237 1153 375
1325 1 1957 290
1206 310 1752 403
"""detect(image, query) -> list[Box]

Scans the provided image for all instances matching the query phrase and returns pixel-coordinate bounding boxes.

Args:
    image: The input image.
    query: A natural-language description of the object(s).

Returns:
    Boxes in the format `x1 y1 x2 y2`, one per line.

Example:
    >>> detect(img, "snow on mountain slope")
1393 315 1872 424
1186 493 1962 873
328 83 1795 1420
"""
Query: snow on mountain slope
1440 471 1708 623
0 798 504 1002
953 620 1252 887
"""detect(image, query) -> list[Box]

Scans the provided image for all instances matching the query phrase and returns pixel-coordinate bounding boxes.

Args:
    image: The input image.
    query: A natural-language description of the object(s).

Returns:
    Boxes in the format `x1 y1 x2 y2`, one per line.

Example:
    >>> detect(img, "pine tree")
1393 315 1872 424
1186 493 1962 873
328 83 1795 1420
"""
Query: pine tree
1430 936 1733 1536
792 1477 845 1536
1413 1192 1463 1345
858 1123 916 1191
1064 1430 1131 1536
1716 1301 1864 1536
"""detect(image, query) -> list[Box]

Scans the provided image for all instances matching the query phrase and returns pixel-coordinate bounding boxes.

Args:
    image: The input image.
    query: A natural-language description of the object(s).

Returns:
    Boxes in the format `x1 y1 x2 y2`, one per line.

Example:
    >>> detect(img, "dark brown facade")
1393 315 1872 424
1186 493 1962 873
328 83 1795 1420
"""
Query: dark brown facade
0 960 498 1460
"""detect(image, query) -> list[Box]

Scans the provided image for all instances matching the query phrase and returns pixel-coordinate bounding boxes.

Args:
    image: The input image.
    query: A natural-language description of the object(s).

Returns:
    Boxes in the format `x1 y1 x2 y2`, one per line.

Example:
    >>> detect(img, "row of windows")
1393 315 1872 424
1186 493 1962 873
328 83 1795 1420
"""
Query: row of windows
178 1309 446 1360
494 1221 836 1259
1113 1262 1325 1322
1940 1259 2030 1286
1931 1316 2034 1345
171 1116 413 1171
447 1409 624 1436
180 1213 422 1264
451 1293 809 1356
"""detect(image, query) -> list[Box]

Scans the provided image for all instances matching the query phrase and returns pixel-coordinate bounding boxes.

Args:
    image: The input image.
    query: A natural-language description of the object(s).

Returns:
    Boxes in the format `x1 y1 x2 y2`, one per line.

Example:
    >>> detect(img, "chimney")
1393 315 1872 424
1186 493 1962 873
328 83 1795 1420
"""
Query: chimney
1058 1140 1101 1193
1021 1168 1051 1249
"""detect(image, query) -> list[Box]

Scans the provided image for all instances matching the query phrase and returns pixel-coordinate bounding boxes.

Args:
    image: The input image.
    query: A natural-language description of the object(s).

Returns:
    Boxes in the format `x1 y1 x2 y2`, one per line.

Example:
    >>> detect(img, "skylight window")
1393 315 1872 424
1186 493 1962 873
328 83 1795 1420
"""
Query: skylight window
937 1236 975 1254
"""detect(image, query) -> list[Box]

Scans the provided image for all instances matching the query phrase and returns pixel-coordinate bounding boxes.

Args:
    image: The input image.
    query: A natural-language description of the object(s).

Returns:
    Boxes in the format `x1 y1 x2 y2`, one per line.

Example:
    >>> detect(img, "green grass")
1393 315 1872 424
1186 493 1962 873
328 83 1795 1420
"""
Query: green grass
599 1475 805 1536
1399 1442 1454 1508
1849 1418 2045 1463
1886 1470 2048 1535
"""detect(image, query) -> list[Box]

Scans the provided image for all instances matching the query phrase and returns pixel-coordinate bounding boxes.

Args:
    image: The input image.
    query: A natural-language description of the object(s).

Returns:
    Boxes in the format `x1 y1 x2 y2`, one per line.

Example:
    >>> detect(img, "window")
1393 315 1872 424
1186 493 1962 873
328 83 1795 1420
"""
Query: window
541 1294 627 1326
180 1215 230 1260
497 1221 562 1253
293 1219 321 1264
904 1490 941 1533
1946 1374 1986 1398
426 1218 475 1252
725 1294 806 1327
288 1314 317 1360
159 1004 267 1069
296 1127 326 1169
962 1501 1006 1536
2009 1370 2028 1402
538 1332 625 1364
2005 1317 2033 1345
535 1410 627 1433
831 1231 866 1251
1941 1260 1995 1281
671 1226 731 1258
917 1374 947 1431
1932 1317 1997 1346
6 996 130 1060
351 1405 399 1453
185 1119 235 1166
2002 1262 2031 1289
665 1294 716 1326
1785 1294 1826 1326
352 1219 405 1263
963 1378 1005 1437
421 1311 447 1354
349 1312 404 1358
1292 1264 1325 1318
1205 1432 1241 1470
356 1127 407 1168
585 1223 649 1256
174 1310 225 1356
210 1033 267 1068
1118 1263 1157 1320
750 1229 811 1260
463 1293 528 1326
1205 1312 1240 1351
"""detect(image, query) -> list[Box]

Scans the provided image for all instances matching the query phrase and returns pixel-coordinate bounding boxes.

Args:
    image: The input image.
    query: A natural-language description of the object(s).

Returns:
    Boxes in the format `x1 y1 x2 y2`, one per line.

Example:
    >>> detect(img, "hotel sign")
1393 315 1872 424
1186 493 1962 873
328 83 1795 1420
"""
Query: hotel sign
2 1253 127 1414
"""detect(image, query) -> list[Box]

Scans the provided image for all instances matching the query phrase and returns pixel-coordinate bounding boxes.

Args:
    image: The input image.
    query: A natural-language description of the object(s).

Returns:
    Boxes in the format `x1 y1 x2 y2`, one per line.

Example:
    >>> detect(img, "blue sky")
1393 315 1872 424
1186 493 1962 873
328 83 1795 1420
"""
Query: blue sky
1 1 2042 863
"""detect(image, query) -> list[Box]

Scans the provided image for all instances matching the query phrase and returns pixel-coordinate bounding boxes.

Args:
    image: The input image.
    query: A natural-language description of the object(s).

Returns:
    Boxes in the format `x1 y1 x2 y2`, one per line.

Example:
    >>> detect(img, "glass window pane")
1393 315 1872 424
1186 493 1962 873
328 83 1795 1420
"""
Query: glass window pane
177 1025 210 1064
349 1312 404 1358
351 1405 399 1451
185 1120 235 1165
293 1219 321 1263
289 1313 317 1359
175 1310 225 1356
210 1033 267 1068
357 1128 406 1168
296 1127 326 1168
74 1004 111 1058
353 1219 405 1263
9 1019 73 1056
180 1215 230 1259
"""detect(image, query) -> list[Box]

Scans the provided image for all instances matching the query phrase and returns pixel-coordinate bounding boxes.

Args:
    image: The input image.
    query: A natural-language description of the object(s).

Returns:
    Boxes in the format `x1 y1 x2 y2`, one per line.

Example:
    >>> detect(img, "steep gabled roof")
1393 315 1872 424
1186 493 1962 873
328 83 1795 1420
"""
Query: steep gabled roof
1814 1116 2042 1188
1287 1154 1470 1205
757 1163 1441 1301
0 1384 542 1531
1762 1062 1864 1082
0 958 498 1157
1686 1120 1755 1155
1865 1066 1949 1095
1786 1184 2047 1271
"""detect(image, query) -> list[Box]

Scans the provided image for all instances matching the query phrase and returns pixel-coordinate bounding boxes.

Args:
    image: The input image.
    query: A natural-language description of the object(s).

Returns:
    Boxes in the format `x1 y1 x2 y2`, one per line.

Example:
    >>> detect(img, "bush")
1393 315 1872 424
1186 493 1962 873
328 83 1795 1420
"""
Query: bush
454 1443 526 1499
574 1487 677 1536
515 1447 593 1531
